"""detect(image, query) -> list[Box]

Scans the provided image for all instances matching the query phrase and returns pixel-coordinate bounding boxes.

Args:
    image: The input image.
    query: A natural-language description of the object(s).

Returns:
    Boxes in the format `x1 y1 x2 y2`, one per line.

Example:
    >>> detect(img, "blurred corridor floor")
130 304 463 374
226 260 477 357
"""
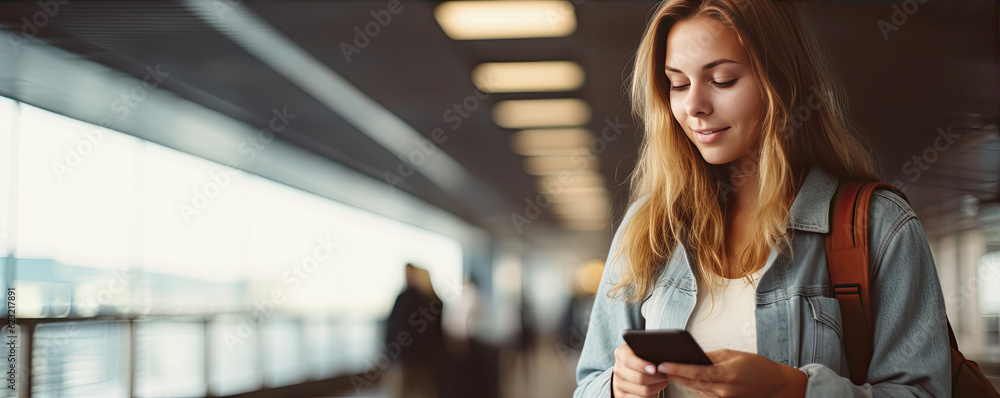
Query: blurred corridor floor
500 334 579 398
313 345 998 397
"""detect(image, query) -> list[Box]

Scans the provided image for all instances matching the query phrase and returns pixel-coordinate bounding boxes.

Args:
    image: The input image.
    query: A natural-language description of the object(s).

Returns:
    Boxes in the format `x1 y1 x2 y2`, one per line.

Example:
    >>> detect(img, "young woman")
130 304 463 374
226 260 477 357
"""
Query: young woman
575 1 951 397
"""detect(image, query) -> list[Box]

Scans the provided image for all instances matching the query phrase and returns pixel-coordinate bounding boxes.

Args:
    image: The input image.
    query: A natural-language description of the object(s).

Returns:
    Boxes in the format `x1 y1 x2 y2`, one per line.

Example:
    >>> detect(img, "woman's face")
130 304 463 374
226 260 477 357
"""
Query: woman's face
664 16 762 166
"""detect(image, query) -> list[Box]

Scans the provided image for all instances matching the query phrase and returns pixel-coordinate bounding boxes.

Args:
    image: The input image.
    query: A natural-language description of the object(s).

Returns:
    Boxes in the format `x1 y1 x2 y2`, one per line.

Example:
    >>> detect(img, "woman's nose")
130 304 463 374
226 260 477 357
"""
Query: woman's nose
684 84 712 117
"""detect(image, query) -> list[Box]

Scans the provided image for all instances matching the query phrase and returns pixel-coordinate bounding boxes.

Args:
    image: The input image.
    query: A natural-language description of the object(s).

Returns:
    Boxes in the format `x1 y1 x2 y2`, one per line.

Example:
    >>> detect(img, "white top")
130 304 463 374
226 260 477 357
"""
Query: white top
686 269 763 353
665 269 763 397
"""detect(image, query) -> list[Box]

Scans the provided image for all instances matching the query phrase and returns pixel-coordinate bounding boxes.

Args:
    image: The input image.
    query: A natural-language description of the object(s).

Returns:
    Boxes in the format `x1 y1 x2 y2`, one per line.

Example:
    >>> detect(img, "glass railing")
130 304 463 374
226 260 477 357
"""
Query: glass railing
11 314 379 397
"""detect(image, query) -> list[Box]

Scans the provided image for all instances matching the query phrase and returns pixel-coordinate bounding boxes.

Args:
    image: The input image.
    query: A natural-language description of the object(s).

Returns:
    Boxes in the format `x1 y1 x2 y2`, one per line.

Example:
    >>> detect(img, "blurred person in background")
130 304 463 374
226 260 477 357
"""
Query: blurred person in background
576 0 952 397
441 276 498 398
385 263 444 398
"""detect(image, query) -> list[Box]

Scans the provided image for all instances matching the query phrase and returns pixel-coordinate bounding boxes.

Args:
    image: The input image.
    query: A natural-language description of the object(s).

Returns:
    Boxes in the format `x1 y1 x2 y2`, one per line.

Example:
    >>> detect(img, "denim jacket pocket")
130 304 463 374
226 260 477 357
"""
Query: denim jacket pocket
807 296 844 340
805 296 847 373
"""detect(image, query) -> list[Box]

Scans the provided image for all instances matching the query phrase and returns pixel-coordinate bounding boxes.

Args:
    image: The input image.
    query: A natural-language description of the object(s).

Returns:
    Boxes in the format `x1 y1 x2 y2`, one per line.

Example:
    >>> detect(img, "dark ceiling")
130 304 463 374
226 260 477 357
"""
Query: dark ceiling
0 0 997 238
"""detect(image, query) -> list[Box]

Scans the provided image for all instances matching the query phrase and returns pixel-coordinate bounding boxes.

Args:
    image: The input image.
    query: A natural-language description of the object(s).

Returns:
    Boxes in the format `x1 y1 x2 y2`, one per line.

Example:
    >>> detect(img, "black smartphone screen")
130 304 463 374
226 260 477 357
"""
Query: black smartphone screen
622 329 713 366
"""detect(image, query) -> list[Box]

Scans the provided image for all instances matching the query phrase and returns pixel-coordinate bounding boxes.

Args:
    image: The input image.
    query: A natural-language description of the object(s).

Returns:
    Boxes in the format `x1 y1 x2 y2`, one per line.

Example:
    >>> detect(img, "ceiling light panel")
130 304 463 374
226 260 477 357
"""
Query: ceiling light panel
523 155 597 175
434 1 577 40
473 61 584 93
493 99 591 129
511 128 593 156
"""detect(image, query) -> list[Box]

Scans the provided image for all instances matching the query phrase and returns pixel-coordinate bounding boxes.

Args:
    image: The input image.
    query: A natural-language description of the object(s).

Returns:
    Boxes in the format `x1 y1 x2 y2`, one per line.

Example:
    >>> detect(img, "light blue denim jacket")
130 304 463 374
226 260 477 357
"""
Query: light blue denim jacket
575 165 952 397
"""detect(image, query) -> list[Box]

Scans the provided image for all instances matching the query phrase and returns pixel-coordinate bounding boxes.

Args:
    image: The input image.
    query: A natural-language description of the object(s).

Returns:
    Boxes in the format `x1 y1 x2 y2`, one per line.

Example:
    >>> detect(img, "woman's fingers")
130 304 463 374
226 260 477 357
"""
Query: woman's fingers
613 373 670 397
660 361 728 384
613 343 668 384
614 343 655 373
615 361 669 384
613 343 671 397
667 375 720 397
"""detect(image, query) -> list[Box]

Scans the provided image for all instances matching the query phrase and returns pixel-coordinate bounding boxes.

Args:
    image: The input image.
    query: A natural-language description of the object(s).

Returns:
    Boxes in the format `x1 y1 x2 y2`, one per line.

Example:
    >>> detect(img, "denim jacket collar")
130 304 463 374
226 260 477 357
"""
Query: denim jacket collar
786 165 839 234
645 165 840 302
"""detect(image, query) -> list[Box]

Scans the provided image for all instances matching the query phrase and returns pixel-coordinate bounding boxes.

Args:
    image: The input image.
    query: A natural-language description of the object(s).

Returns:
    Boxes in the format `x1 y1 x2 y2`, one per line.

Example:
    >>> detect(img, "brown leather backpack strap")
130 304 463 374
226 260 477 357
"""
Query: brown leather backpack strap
827 182 1000 396
825 180 907 385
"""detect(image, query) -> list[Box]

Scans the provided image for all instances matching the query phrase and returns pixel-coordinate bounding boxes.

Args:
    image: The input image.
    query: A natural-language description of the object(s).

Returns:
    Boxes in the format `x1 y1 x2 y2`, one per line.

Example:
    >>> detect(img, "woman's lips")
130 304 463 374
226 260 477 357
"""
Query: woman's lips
695 126 729 143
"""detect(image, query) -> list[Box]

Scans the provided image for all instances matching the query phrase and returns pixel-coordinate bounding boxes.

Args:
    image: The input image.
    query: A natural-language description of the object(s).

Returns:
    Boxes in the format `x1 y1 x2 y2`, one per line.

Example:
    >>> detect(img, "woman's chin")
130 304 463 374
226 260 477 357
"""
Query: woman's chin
698 152 739 165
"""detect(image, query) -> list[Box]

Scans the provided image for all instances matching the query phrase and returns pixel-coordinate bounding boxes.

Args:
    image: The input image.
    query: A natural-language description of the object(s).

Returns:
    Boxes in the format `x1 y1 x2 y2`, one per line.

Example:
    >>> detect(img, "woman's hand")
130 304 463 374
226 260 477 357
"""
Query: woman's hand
658 349 808 398
612 343 671 397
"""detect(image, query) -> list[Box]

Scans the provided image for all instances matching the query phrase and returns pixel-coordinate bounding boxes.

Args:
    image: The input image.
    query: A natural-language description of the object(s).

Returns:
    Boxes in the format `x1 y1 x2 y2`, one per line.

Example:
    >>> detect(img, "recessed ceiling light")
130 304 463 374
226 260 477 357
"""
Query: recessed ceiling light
515 145 588 157
473 61 585 93
434 1 577 40
546 187 608 201
523 155 597 175
511 128 593 156
552 199 610 213
493 99 591 129
537 171 605 191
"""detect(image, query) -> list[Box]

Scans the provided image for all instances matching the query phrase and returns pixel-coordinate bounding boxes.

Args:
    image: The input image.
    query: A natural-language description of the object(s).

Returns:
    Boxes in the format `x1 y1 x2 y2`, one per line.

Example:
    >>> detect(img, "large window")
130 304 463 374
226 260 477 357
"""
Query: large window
1 98 464 395
979 251 1000 316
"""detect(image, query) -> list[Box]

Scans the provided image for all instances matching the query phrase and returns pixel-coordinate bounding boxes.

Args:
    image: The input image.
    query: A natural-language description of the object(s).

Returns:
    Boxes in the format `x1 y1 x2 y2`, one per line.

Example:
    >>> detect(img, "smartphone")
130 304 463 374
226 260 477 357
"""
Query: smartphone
622 329 713 365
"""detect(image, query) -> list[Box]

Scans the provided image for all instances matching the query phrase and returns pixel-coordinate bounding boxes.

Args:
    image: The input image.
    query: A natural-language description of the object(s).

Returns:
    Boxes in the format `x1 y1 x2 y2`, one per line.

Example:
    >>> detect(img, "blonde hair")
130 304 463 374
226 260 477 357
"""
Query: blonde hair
611 0 882 303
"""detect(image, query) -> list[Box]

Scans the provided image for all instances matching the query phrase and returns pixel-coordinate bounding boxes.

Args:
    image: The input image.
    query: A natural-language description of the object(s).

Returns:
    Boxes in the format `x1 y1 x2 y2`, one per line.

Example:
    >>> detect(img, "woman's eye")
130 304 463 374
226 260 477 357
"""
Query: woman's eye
669 79 737 92
712 78 738 87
